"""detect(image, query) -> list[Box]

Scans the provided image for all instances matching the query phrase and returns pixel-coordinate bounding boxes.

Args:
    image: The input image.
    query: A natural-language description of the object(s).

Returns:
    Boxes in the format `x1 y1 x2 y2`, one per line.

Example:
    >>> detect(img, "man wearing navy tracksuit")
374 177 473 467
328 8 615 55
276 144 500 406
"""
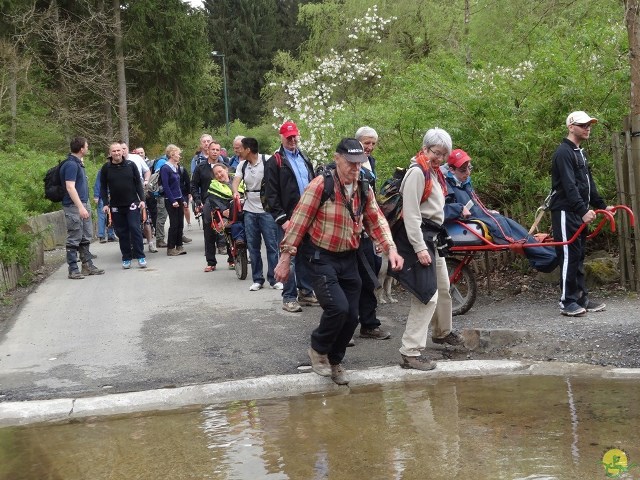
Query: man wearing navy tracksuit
550 110 611 317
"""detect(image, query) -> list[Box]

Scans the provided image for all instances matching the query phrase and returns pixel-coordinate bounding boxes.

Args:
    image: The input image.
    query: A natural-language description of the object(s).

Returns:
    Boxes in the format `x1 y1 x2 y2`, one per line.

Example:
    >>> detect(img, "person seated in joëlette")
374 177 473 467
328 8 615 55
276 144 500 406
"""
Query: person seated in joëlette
443 149 557 273
206 163 246 268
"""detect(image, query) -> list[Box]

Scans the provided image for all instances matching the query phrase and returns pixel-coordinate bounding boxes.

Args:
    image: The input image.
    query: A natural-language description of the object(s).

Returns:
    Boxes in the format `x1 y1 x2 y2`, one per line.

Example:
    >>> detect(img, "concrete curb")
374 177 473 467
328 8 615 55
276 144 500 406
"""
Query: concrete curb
3 359 640 428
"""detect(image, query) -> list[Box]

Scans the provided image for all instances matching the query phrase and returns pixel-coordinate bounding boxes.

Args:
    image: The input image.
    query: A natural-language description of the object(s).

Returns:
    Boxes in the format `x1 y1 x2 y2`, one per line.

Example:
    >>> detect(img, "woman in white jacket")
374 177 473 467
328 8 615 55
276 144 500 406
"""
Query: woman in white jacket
398 128 464 370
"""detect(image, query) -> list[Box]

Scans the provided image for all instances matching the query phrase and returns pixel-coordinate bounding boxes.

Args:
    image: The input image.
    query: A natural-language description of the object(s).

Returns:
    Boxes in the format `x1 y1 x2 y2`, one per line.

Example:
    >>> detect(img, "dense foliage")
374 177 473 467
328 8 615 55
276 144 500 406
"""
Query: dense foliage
266 0 628 224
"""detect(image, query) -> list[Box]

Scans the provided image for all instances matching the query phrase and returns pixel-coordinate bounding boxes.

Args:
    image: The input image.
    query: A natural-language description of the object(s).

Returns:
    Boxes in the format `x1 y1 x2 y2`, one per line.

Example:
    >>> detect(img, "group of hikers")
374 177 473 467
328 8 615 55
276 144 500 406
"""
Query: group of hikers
58 110 611 384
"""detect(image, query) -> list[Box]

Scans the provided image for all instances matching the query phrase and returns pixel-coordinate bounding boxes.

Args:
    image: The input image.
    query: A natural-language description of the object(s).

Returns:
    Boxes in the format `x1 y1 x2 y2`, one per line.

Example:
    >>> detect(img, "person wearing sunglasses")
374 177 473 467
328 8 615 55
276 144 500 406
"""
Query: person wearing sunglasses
549 110 612 317
442 149 557 274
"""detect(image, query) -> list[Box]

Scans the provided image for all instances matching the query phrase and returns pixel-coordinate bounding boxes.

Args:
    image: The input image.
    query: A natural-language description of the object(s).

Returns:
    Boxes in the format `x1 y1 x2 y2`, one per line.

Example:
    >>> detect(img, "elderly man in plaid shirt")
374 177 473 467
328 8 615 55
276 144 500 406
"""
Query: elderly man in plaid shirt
275 138 403 385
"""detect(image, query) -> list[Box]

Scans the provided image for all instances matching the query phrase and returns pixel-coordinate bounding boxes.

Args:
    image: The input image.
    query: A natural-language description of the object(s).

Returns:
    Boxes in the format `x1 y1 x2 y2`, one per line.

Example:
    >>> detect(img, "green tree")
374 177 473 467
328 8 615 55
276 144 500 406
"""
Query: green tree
204 0 316 127
124 0 215 144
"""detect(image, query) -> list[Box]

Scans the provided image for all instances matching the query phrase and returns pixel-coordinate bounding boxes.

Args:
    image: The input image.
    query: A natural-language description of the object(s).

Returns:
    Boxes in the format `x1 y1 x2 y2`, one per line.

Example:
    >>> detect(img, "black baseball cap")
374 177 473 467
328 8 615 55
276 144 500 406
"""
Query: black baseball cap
335 138 367 163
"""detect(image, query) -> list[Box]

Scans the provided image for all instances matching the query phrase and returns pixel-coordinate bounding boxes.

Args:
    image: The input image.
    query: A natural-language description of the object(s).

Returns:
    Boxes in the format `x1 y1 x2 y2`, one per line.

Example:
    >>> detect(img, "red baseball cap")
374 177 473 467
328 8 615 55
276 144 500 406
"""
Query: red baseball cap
448 149 471 168
279 121 299 137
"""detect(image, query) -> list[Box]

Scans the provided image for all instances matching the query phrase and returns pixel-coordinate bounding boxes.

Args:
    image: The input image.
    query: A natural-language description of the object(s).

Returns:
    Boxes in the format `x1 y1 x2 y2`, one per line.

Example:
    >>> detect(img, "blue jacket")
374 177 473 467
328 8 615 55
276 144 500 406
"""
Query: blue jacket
444 171 557 272
160 163 185 204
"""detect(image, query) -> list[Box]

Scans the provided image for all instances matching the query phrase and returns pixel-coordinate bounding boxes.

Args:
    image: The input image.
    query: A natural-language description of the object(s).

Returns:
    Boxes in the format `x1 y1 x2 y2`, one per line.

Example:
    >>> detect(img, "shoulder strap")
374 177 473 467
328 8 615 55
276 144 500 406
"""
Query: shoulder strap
241 160 248 179
319 169 335 207
273 151 283 167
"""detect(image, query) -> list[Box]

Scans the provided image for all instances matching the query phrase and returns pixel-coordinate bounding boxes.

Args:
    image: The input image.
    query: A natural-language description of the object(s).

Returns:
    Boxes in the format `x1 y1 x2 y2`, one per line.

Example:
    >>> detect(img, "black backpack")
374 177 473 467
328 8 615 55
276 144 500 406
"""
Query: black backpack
376 166 409 229
43 159 70 202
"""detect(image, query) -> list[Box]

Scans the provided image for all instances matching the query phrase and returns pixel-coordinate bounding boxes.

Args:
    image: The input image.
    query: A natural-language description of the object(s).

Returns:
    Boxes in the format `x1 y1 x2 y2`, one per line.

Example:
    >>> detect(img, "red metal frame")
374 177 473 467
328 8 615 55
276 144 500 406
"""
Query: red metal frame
210 196 244 258
447 205 635 284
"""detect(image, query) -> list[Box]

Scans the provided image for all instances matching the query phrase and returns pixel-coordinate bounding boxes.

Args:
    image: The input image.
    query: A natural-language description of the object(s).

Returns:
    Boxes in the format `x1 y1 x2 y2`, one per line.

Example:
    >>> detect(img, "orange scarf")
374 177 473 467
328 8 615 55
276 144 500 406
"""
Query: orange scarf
415 150 448 202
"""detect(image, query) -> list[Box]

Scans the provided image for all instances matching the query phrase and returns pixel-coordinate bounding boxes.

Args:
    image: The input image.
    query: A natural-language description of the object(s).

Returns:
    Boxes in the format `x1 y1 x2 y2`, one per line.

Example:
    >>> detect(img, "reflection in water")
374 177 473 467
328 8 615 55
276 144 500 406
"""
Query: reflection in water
565 378 580 465
1 376 639 479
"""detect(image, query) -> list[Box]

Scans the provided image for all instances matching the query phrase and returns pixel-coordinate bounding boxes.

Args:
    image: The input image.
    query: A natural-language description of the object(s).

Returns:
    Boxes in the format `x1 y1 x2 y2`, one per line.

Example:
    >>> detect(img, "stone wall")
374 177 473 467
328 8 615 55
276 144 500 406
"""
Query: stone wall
0 210 66 294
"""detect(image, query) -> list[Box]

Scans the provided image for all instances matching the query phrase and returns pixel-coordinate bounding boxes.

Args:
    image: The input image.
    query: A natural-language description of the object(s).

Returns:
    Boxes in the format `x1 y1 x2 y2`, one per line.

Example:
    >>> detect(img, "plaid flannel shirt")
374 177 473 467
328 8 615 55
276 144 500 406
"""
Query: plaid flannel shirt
280 172 396 255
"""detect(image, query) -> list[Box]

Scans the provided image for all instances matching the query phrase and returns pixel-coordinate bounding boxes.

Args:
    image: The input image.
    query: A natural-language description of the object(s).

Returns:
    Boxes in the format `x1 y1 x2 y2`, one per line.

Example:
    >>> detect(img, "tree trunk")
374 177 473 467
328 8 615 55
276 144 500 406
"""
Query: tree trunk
113 0 128 144
9 54 17 145
626 0 640 113
464 0 471 68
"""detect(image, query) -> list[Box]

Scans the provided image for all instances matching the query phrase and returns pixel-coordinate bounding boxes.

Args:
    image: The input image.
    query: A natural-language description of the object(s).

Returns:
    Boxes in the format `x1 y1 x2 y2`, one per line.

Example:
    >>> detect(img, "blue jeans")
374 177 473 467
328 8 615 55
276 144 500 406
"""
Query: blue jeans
244 211 279 286
280 227 314 302
111 205 145 261
96 199 115 239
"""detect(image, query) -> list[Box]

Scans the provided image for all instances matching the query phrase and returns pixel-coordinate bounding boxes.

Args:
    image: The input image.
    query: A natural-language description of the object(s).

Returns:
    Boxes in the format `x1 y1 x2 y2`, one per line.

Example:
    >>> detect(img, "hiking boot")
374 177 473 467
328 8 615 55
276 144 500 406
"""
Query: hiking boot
560 302 586 317
81 263 105 276
298 293 319 306
578 298 606 312
138 258 147 268
176 246 187 255
330 364 349 385
99 237 107 244
167 248 181 256
360 327 391 340
432 330 465 346
148 241 158 253
283 301 302 313
249 282 263 291
68 270 85 280
308 347 331 377
182 236 192 243
156 240 168 248
400 354 436 371
122 260 131 269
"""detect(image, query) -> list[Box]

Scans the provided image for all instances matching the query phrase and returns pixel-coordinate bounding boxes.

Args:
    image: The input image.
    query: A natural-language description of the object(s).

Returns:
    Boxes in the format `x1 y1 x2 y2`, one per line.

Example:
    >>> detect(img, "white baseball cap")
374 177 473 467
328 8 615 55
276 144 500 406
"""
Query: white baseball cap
566 111 598 127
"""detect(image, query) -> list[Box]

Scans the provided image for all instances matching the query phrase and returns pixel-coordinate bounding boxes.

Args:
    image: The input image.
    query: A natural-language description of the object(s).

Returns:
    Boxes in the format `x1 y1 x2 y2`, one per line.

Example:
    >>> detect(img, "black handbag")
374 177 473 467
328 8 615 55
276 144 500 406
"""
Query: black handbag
388 220 438 304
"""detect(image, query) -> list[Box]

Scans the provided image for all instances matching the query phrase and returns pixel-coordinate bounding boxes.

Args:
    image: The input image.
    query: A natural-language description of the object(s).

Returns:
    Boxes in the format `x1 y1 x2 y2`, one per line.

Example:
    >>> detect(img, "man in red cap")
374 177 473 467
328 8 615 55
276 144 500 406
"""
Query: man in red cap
264 121 318 313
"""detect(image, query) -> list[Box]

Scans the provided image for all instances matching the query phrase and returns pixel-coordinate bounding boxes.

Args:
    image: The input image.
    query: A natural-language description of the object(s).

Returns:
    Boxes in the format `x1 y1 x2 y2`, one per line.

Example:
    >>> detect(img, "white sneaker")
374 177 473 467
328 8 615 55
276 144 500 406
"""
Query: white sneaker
271 282 284 290
249 282 263 291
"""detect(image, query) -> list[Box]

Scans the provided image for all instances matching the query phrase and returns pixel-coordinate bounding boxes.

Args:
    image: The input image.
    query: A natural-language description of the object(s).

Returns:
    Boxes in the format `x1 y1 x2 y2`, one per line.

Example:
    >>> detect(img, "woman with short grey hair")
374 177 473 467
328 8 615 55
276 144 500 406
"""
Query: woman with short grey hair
397 127 463 370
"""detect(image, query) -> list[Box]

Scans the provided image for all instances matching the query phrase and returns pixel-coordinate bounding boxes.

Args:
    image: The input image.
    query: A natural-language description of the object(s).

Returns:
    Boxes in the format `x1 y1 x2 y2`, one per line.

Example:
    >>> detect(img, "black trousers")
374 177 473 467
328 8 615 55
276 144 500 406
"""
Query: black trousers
552 210 588 307
357 235 380 329
305 247 362 365
202 199 219 266
165 199 184 249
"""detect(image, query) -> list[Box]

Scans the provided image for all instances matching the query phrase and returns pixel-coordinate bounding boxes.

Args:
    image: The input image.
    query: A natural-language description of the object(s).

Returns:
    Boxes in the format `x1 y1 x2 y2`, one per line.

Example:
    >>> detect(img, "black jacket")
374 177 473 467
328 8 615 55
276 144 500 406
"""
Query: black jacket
190 161 215 205
100 159 144 207
549 138 606 216
263 145 315 225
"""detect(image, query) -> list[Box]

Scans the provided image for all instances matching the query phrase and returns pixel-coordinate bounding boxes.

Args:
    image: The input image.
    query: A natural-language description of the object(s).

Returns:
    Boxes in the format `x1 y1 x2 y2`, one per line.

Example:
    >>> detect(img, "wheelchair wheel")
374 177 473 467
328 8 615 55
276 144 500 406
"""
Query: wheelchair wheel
446 257 477 316
235 247 248 280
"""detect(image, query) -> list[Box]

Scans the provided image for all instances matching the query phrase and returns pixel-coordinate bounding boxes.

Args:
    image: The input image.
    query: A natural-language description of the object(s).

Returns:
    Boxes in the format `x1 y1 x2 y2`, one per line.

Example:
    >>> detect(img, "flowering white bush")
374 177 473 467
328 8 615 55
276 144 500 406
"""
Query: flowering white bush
272 6 396 162
467 61 536 92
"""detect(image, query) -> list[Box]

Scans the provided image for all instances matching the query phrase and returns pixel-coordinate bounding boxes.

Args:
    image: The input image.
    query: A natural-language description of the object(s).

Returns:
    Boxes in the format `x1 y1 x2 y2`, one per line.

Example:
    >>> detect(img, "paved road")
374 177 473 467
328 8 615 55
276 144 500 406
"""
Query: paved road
0 228 413 402
2 225 640 403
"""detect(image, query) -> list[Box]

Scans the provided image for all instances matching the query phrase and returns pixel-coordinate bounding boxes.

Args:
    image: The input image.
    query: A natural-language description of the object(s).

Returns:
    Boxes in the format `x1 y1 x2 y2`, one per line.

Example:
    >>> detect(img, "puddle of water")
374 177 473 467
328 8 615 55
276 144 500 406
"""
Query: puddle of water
1 375 639 480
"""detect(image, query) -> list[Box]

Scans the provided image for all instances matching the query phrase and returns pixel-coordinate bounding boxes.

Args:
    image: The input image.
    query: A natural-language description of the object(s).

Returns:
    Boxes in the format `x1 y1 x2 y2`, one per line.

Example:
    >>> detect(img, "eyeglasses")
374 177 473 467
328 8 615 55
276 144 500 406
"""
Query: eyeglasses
428 147 447 159
573 123 592 129
457 164 473 172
